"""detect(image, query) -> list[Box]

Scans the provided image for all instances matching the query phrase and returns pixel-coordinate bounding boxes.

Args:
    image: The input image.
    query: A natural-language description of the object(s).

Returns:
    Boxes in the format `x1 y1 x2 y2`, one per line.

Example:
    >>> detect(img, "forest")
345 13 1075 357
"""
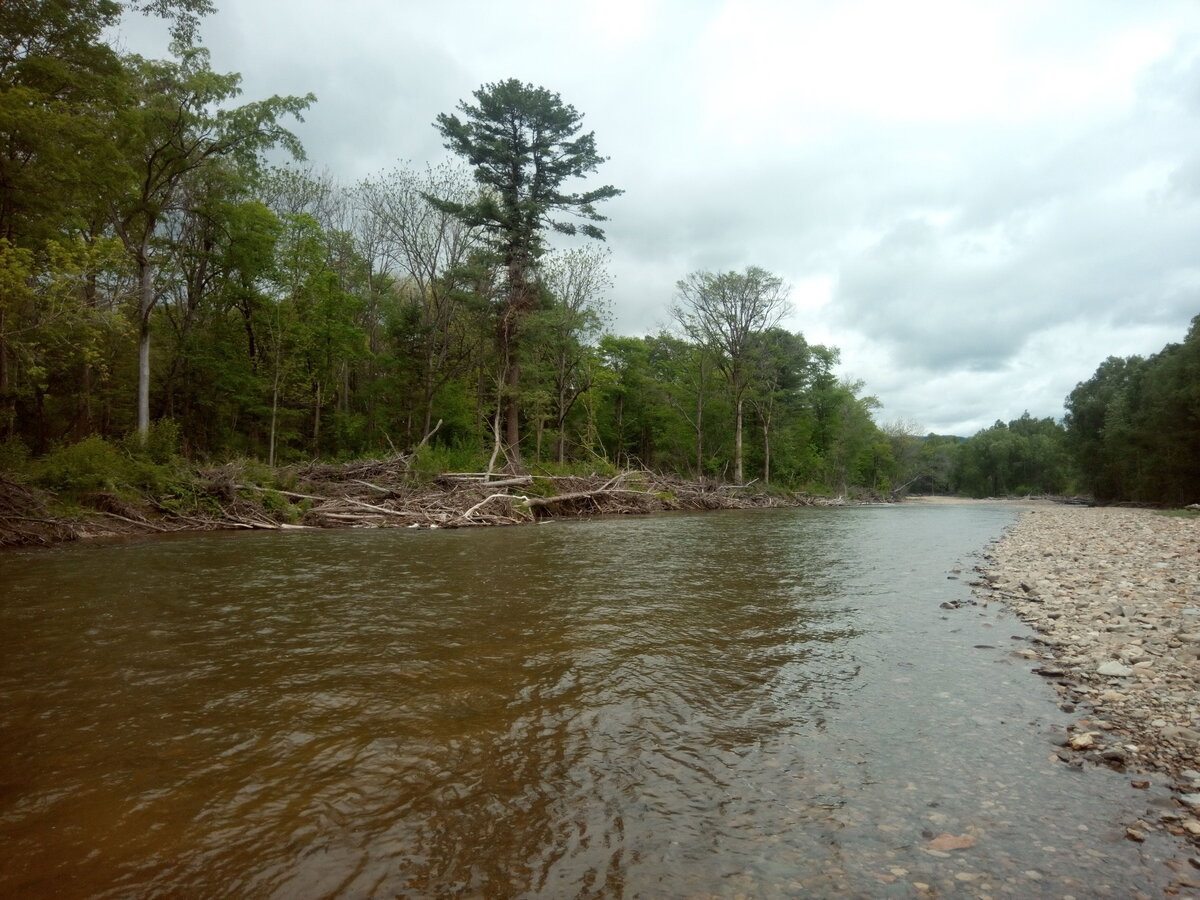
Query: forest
2 1 1196 513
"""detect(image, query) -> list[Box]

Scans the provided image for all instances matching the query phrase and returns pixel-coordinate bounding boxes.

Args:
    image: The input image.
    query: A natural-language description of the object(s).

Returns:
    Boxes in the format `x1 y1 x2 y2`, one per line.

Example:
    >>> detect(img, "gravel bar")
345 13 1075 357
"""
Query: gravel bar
974 504 1200 847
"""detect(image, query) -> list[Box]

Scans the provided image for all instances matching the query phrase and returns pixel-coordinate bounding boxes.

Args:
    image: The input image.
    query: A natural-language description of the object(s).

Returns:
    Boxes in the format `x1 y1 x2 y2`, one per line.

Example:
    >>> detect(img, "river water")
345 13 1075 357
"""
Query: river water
0 504 1190 898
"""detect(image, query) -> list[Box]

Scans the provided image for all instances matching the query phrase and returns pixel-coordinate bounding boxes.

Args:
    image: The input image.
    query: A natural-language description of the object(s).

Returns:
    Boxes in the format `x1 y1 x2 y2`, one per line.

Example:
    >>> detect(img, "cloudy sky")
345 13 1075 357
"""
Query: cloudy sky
114 0 1200 435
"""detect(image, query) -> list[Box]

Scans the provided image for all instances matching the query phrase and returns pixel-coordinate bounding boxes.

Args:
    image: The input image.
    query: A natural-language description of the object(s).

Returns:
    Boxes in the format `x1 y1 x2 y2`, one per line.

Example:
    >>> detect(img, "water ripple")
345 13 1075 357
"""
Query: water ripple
0 507 1191 897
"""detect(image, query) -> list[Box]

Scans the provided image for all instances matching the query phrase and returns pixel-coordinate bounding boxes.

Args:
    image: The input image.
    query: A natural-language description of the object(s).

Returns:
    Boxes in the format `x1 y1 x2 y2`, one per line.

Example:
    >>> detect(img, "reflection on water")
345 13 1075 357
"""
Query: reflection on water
0 505 1187 897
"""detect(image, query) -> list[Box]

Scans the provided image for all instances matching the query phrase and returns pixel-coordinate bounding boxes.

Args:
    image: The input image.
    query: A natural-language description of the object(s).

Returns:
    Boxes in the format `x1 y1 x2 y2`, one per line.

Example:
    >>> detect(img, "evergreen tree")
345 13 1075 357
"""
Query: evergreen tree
429 79 621 464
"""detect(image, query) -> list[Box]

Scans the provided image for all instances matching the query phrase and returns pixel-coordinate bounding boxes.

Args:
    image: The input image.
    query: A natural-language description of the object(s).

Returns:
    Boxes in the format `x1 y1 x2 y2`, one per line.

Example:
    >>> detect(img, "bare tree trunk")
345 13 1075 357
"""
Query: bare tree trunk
422 380 435 443
504 359 521 464
0 308 9 439
312 381 322 455
762 418 771 486
137 246 154 440
486 394 505 476
734 395 744 483
269 363 281 468
613 393 624 468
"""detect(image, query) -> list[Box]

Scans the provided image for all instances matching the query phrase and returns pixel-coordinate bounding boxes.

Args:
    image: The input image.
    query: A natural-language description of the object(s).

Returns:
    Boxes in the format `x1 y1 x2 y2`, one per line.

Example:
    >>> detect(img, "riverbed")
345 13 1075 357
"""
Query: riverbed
0 503 1194 897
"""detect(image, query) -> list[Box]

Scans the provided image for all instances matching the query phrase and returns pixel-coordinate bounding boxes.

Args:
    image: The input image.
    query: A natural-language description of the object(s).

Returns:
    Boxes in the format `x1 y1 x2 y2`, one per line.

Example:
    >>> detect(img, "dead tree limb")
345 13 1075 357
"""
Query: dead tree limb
350 479 391 494
459 493 531 521
522 488 650 508
341 497 410 517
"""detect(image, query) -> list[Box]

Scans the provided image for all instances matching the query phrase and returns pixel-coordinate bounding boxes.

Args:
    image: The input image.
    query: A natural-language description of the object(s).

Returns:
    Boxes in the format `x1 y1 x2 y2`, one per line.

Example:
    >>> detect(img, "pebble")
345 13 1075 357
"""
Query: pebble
975 505 1200 846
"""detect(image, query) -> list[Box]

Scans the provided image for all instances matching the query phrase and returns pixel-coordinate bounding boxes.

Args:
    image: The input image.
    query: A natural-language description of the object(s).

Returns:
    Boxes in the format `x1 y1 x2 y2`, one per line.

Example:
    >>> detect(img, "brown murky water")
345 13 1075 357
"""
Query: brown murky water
0 505 1192 898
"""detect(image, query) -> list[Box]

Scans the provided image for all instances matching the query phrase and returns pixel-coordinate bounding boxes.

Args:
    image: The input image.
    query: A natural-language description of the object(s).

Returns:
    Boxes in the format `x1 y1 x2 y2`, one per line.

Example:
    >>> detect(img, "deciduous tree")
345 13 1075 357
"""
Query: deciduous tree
672 266 791 483
110 46 312 439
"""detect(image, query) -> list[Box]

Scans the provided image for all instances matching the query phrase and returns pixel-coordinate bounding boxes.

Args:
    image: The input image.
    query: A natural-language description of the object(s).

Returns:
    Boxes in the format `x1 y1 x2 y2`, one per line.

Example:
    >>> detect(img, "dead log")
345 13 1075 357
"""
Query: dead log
235 484 327 502
522 488 650 508
350 479 391 494
98 511 168 532
459 493 532 521
341 497 409 517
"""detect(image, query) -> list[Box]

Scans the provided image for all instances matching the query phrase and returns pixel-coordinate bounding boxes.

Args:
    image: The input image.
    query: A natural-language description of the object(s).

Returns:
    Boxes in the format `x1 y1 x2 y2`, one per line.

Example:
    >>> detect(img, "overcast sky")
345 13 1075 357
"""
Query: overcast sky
113 0 1200 436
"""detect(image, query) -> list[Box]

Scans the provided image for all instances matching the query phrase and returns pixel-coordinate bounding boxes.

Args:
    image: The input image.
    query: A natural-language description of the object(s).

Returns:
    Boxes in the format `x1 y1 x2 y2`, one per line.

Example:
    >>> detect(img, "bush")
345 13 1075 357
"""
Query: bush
406 444 447 483
407 441 489 482
531 457 619 479
35 435 177 496
35 436 133 493
0 436 30 473
120 419 182 466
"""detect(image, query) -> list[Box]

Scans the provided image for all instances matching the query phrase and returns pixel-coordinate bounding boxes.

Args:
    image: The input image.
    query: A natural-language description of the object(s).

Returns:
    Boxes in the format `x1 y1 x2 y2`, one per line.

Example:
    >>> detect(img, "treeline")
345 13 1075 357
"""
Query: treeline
6 4 1192 506
936 315 1199 504
1063 315 1200 504
0 2 909 496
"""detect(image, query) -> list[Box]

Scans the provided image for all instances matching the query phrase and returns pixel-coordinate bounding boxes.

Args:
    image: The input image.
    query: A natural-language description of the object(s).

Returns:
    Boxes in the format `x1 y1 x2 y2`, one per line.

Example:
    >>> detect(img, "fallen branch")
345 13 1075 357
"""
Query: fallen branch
417 418 443 448
99 511 168 532
478 475 534 489
459 493 530 520
523 488 650 508
341 497 409 517
350 479 391 494
316 511 388 522
236 484 326 502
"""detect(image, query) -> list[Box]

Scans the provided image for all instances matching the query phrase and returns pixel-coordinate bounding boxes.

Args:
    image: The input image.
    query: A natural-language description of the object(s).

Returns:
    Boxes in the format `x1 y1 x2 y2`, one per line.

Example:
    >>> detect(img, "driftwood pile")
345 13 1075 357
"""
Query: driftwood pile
245 464 842 530
0 474 79 546
0 456 847 547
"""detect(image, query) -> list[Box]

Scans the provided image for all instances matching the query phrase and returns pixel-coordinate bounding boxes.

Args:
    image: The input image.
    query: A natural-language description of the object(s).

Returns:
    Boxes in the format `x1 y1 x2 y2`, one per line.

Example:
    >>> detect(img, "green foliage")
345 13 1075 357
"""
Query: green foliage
429 79 621 457
32 434 174 495
1065 316 1200 504
672 267 792 483
531 457 619 479
405 444 443 483
34 436 126 492
406 441 489 483
431 79 622 248
956 414 1074 498
0 436 31 472
121 419 181 465
4 12 909 500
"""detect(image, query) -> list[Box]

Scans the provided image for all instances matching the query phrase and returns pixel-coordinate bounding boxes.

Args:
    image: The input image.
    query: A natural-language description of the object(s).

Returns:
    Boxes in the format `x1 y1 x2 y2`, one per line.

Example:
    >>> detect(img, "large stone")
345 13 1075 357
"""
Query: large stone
1162 726 1200 745
1097 660 1134 677
1069 732 1096 750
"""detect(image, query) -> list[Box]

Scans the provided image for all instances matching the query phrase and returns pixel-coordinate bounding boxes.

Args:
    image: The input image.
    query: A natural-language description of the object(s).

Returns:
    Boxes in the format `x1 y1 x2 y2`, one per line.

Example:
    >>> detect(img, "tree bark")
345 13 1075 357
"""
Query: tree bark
734 395 744 484
762 418 771 486
137 244 154 439
504 359 521 463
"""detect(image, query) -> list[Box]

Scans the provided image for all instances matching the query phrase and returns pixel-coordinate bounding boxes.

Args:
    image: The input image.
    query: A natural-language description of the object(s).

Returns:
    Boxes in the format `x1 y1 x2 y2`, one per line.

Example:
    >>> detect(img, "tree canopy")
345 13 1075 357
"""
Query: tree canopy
673 266 791 483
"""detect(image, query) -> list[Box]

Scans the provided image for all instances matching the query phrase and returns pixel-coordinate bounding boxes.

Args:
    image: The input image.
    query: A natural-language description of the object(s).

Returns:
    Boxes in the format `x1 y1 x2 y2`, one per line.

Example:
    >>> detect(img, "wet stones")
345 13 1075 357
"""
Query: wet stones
971 505 1200 841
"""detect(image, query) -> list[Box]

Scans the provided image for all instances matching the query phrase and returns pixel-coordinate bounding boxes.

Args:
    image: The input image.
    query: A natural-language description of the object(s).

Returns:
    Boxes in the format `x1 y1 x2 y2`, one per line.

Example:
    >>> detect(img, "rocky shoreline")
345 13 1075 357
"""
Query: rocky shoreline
972 504 1200 851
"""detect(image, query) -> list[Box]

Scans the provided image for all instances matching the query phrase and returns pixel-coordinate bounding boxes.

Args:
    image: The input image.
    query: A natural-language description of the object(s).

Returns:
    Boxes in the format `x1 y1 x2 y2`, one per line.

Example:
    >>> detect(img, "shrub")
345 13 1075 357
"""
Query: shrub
0 436 30 473
35 436 132 493
35 435 179 496
120 419 181 466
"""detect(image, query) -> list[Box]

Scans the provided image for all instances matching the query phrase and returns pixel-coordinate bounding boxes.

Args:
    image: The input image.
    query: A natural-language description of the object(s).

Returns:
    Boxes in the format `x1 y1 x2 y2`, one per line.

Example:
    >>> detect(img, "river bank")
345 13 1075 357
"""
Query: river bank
972 504 1200 849
0 461 847 549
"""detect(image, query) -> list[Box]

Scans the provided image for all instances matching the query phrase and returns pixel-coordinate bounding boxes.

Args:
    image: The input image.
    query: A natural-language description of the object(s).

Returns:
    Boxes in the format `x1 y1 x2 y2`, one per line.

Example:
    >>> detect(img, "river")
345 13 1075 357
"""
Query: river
0 503 1189 897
